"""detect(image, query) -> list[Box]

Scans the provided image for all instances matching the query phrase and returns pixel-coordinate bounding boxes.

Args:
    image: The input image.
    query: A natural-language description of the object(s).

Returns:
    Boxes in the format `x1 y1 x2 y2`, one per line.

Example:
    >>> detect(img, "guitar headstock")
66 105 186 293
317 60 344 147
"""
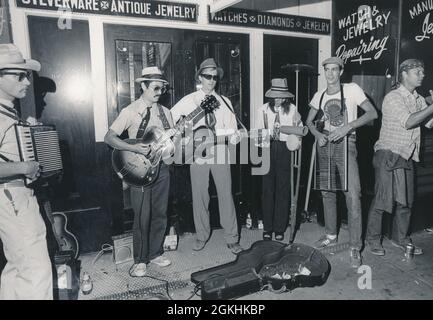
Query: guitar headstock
200 95 220 113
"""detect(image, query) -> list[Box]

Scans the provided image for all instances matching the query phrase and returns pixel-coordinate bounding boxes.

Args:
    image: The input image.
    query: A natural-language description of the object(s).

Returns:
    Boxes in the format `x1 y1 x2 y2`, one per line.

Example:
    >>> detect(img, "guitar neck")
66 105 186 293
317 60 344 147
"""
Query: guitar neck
164 105 206 140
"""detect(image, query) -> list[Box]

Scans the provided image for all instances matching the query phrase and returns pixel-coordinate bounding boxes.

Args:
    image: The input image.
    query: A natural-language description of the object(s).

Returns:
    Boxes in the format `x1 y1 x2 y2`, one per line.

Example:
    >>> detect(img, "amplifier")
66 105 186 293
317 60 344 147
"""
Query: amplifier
112 233 133 265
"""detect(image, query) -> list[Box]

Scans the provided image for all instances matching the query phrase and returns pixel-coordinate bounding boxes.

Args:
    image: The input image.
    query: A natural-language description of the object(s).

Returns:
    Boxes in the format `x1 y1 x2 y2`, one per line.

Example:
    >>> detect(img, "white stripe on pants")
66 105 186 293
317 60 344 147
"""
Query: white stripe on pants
0 187 52 300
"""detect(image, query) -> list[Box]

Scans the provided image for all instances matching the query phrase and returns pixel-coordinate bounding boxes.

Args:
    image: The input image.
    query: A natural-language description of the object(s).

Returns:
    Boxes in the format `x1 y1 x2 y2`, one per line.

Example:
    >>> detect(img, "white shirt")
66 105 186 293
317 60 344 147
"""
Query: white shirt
171 89 237 136
254 102 302 142
309 82 368 132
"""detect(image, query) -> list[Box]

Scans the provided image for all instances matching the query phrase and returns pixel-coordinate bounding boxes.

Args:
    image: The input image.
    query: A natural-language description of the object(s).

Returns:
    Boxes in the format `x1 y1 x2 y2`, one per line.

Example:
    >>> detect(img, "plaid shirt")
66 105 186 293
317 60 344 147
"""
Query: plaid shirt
374 85 428 162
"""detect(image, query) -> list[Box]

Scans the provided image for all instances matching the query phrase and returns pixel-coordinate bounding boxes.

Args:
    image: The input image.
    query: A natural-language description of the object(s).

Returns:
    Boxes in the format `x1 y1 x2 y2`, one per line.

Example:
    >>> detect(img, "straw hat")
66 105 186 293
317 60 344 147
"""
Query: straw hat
0 44 41 71
265 78 294 98
135 66 168 83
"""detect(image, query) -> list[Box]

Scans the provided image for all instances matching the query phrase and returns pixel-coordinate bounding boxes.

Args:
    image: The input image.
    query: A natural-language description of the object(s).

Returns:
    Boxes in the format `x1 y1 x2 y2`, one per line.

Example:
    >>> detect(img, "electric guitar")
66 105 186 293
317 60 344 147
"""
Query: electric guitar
112 95 220 187
42 201 80 259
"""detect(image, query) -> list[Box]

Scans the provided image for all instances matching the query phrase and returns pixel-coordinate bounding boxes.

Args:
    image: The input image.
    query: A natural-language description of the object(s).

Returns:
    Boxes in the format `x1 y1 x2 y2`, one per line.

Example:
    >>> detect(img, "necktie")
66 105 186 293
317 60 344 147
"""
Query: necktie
204 95 216 134
273 110 280 140
136 106 152 139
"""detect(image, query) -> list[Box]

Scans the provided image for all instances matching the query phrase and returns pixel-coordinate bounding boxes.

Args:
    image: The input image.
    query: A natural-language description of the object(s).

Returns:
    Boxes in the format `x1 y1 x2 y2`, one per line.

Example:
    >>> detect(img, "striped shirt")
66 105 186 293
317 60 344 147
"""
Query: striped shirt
374 85 428 162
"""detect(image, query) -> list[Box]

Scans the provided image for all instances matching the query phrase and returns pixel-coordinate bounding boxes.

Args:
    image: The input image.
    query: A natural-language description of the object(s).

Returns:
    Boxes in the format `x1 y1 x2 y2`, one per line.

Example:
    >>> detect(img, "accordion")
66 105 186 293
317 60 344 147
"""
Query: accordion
15 124 63 184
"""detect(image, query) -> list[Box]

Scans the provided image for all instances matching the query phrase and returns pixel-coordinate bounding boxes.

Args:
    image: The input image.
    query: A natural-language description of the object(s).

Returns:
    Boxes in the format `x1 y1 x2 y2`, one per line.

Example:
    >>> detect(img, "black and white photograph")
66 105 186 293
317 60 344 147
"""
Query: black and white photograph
0 0 432 307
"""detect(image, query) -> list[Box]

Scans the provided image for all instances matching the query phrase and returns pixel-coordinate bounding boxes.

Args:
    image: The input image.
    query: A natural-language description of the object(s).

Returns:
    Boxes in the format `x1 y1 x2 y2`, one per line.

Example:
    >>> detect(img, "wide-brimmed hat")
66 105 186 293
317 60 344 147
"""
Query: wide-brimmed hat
135 66 168 83
322 56 344 69
0 44 41 71
265 78 294 98
195 58 224 81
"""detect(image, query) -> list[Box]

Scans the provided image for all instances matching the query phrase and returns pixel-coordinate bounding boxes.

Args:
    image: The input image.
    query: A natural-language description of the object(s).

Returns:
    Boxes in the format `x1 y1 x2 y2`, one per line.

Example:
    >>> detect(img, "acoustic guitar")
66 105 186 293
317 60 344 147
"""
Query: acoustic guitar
112 95 220 187
42 201 80 259
191 240 330 300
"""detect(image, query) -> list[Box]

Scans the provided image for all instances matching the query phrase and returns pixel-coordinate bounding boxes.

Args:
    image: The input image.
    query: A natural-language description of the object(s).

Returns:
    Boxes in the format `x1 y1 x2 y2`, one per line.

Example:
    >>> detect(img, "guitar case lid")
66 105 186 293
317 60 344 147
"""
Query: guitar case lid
191 241 331 300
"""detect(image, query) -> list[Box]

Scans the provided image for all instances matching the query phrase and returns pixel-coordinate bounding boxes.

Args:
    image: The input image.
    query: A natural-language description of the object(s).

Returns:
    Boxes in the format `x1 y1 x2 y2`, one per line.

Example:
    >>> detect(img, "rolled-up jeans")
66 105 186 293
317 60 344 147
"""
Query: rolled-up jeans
320 137 362 250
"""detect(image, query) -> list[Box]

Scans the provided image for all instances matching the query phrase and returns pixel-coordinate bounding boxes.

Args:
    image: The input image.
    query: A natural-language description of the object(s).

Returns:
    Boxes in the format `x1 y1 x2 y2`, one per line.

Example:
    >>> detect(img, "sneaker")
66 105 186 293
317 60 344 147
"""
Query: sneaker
425 227 433 233
262 231 272 240
130 263 147 277
350 248 362 268
367 241 385 256
274 233 284 241
227 242 243 255
390 240 423 255
150 255 172 267
193 239 207 251
313 235 337 249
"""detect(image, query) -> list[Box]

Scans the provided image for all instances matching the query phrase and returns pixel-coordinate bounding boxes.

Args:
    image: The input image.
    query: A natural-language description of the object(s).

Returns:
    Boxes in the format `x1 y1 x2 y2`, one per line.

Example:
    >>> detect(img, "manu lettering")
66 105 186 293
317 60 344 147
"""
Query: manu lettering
415 12 433 41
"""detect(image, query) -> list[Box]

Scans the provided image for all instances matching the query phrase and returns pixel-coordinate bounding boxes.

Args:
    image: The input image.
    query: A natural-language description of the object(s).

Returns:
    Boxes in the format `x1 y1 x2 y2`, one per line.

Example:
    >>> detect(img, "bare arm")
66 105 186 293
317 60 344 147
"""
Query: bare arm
0 161 40 181
328 99 378 142
306 107 328 146
104 129 149 155
405 106 433 129
406 90 433 129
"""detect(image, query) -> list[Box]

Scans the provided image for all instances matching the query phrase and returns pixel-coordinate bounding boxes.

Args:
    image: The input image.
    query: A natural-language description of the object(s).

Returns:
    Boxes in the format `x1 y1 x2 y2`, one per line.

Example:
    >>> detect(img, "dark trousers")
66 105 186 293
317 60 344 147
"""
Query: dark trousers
130 164 170 264
367 204 412 245
262 141 291 233
366 151 414 246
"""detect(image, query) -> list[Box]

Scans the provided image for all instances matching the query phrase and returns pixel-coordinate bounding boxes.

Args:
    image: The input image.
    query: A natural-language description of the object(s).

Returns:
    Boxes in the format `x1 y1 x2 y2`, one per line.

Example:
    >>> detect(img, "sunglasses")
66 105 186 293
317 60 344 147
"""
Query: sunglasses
0 71 32 82
149 85 167 94
200 74 219 81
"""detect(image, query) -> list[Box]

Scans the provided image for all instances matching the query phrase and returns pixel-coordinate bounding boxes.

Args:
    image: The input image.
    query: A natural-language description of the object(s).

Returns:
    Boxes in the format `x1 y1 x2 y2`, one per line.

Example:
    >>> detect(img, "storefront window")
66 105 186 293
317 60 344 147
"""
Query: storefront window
115 40 172 109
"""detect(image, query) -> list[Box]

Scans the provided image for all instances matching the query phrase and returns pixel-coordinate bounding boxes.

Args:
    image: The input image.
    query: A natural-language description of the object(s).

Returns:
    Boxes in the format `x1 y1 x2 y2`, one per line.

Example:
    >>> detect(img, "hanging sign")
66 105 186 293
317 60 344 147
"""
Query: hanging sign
209 7 330 35
333 0 397 75
16 0 198 22
400 0 433 96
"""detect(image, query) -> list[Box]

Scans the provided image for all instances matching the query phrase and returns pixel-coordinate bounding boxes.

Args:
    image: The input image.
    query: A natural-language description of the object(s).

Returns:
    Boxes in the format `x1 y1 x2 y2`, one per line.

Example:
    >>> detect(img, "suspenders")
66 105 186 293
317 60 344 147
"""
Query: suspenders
136 103 170 139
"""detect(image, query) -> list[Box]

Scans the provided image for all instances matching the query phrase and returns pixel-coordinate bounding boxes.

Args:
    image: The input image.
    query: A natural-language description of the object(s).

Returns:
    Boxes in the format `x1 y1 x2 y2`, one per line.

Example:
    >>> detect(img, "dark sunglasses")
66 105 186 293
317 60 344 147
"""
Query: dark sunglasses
0 71 32 82
200 74 219 81
149 85 167 94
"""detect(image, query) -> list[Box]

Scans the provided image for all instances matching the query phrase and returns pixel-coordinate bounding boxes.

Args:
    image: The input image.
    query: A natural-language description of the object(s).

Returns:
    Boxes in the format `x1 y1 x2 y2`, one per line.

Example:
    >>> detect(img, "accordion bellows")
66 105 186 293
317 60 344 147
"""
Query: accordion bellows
15 124 63 184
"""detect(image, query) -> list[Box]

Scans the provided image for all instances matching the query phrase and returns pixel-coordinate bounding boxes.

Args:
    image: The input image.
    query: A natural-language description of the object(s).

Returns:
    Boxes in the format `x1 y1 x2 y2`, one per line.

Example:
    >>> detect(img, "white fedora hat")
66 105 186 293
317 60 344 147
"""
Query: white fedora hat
0 44 41 71
135 66 168 83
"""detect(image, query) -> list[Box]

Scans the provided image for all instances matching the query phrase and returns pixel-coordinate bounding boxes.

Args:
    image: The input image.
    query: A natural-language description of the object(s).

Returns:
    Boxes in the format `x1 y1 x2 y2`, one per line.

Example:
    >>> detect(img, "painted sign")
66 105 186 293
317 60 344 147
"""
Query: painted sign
400 0 433 96
16 0 197 22
333 0 397 75
209 7 330 35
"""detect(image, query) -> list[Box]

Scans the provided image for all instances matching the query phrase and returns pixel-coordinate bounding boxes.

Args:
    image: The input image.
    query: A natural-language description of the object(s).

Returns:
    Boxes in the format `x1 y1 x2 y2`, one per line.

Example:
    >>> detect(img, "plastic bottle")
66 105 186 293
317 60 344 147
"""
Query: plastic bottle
257 220 264 230
81 272 93 295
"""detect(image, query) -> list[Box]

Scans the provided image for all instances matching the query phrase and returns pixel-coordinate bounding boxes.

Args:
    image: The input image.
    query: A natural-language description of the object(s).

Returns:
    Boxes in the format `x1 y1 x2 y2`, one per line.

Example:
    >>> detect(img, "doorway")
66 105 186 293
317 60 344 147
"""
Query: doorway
104 25 250 234
251 35 319 225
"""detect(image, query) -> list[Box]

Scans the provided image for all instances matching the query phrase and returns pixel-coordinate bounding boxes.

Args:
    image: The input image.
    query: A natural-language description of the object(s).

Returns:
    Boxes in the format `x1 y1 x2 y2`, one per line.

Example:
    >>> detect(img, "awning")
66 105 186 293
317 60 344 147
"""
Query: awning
209 0 243 13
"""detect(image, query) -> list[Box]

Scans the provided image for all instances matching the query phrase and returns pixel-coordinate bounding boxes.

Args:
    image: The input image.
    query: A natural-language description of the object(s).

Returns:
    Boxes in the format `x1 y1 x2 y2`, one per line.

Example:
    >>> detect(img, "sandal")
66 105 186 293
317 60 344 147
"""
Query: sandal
275 233 284 241
263 231 272 240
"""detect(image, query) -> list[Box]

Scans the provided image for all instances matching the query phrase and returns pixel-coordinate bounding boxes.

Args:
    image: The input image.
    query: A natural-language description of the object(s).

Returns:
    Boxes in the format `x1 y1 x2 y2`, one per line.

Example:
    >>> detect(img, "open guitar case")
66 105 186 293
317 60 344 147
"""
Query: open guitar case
191 241 331 300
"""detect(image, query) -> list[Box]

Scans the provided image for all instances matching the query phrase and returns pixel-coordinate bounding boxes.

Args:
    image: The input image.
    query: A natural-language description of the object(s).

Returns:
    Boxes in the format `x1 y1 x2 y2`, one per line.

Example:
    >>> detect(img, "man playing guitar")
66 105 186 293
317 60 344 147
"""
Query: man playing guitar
171 58 243 255
104 66 173 277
